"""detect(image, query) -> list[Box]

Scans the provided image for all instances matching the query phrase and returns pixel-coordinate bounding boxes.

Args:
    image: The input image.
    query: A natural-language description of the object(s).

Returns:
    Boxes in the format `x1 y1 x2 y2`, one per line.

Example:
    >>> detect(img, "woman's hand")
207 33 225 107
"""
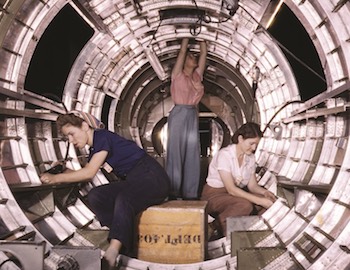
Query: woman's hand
257 190 276 209
263 190 277 202
40 172 58 184
258 197 274 209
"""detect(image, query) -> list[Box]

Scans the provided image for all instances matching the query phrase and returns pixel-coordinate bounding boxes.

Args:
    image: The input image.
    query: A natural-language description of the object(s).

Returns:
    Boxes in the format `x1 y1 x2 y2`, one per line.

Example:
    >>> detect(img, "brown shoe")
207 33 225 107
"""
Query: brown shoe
208 221 224 241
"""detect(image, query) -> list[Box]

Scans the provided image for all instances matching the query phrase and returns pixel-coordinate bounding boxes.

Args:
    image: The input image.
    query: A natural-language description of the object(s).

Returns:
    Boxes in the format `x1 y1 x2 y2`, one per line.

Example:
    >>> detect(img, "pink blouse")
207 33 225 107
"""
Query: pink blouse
170 68 204 105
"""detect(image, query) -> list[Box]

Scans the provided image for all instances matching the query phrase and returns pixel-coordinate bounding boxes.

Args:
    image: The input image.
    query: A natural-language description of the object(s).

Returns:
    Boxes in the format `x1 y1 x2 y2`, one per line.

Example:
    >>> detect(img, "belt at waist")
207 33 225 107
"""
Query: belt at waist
174 104 196 108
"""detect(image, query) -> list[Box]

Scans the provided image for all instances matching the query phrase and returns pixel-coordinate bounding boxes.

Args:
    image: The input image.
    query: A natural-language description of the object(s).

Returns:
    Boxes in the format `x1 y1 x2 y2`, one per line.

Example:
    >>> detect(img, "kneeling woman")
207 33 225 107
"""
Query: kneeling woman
201 122 276 236
40 111 170 268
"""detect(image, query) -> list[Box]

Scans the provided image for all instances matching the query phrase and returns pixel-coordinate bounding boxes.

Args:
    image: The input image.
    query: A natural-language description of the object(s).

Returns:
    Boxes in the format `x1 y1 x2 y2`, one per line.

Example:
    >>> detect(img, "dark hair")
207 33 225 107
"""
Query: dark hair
186 49 198 58
231 122 263 144
57 113 84 132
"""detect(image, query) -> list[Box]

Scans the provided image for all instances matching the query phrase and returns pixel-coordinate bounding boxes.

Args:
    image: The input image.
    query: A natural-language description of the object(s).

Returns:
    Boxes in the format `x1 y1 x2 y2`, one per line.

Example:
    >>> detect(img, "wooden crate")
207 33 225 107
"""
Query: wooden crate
135 200 208 264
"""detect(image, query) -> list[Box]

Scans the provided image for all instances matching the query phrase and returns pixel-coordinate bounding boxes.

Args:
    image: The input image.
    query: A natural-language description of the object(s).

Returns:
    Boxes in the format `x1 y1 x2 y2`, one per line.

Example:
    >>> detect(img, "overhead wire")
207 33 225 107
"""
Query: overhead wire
146 0 325 86
146 0 237 42
238 4 327 84
190 0 237 36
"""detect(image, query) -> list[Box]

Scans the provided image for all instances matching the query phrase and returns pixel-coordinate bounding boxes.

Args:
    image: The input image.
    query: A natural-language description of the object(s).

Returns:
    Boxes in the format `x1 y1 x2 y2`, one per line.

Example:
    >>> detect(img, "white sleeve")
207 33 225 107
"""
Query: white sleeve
216 150 232 173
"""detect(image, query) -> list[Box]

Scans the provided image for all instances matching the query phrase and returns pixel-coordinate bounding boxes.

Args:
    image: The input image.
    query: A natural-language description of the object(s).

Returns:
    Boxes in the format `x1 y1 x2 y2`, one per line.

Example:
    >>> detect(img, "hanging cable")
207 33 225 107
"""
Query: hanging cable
223 0 239 16
147 18 163 47
262 100 304 134
144 0 238 40
190 0 205 36
239 5 327 84
132 0 142 16
190 0 237 35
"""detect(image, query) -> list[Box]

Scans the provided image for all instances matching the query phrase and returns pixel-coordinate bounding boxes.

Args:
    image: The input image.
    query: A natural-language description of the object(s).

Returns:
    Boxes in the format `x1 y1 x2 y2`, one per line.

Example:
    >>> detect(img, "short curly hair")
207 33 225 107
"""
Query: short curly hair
56 113 84 132
231 122 263 144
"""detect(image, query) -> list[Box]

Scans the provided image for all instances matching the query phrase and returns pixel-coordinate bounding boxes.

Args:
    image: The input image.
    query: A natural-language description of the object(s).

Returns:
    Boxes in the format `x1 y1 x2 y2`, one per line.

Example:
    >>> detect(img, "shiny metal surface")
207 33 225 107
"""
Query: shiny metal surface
0 0 350 269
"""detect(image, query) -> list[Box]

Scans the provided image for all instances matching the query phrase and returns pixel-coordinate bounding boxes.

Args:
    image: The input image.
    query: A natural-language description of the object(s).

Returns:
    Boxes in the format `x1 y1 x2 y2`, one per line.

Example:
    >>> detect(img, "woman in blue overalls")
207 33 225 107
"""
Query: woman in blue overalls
40 111 170 268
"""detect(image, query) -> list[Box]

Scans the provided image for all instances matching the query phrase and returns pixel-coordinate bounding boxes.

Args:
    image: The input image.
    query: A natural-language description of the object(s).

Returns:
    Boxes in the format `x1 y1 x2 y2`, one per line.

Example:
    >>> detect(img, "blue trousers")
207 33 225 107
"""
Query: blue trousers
87 154 170 255
166 105 201 199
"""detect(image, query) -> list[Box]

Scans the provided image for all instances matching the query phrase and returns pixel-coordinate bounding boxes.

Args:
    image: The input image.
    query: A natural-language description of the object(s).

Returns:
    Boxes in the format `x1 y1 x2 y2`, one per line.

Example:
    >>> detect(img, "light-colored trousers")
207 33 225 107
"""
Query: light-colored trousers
166 105 200 199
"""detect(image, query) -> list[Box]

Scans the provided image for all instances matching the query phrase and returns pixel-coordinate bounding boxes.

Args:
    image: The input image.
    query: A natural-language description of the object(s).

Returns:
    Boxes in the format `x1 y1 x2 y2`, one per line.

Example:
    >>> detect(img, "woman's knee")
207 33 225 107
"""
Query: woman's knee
223 200 254 217
239 201 254 215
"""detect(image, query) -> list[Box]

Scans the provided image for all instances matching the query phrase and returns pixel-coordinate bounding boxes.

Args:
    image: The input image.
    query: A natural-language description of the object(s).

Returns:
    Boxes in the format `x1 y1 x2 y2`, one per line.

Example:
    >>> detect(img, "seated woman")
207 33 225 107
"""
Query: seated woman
201 122 276 237
40 111 170 269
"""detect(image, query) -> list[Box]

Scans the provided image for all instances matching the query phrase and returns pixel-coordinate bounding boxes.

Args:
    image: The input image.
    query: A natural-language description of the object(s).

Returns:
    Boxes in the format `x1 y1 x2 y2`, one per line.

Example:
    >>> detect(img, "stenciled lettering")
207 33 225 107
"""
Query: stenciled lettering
138 234 160 244
139 234 201 245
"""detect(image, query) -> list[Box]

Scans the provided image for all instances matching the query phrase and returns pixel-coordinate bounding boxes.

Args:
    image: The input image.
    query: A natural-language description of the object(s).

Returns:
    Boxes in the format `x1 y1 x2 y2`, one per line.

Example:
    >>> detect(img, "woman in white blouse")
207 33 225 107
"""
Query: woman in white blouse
201 122 276 237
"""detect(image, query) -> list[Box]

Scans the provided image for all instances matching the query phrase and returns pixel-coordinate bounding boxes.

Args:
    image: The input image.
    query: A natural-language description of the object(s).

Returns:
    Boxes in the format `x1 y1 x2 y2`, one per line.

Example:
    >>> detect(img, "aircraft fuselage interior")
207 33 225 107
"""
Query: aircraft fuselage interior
0 0 350 269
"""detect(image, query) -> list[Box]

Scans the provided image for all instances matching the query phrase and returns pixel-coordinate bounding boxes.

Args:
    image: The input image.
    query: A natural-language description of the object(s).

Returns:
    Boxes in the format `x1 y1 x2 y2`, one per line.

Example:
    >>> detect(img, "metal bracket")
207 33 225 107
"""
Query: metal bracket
0 240 45 270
